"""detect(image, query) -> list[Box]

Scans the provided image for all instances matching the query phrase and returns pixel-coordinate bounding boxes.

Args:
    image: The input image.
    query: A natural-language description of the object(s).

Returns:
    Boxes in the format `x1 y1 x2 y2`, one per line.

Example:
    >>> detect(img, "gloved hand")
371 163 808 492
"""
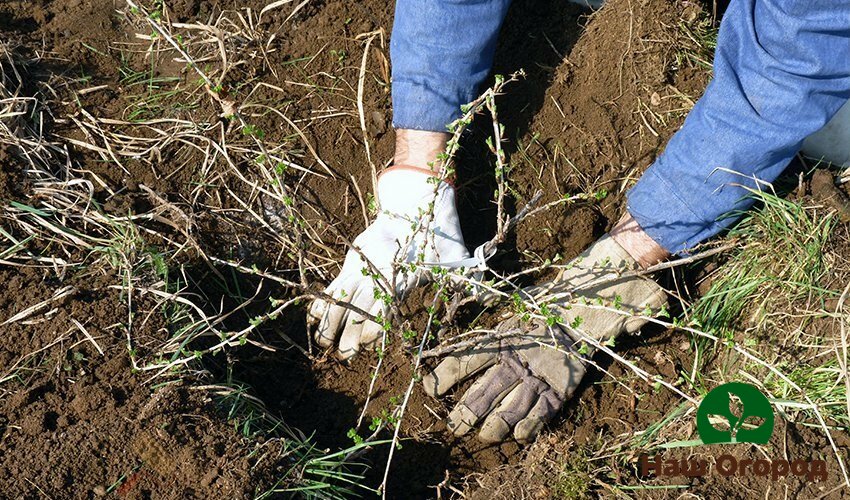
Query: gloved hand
308 166 469 360
422 234 667 443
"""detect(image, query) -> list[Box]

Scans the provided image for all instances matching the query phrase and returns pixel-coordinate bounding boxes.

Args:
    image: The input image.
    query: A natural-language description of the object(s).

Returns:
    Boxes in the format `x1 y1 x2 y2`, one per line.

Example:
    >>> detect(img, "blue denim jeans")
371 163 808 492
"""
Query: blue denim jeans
390 0 850 253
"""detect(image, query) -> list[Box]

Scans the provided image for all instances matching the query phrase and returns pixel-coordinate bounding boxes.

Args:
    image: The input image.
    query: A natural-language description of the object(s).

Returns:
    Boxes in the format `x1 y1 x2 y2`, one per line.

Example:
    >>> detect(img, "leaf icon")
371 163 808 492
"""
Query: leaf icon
728 393 744 420
697 382 775 445
740 415 766 429
706 414 732 432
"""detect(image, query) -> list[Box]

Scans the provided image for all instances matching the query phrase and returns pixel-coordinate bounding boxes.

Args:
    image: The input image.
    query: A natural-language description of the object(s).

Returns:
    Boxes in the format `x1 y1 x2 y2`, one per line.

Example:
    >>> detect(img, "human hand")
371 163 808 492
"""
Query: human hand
308 166 469 360
422 234 667 443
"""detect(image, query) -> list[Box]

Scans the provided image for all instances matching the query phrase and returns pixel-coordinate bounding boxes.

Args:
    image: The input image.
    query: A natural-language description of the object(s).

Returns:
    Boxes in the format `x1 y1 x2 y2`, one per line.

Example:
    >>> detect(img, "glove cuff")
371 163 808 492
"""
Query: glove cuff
379 164 455 186
569 235 667 337
376 165 455 216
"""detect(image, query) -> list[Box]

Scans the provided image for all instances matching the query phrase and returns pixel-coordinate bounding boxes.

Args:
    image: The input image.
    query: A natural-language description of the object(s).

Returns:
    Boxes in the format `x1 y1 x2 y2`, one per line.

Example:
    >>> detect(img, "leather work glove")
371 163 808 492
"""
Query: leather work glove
308 166 469 360
422 234 667 443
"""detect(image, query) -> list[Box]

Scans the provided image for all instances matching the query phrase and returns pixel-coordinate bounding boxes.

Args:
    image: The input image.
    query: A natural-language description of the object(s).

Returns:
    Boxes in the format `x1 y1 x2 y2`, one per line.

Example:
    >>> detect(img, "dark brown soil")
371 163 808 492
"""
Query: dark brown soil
0 266 266 499
2 0 848 499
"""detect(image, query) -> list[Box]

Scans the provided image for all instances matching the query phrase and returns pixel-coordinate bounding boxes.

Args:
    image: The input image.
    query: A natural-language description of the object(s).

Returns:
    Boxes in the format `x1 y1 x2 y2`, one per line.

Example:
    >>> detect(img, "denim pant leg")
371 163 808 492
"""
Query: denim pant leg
627 0 850 253
391 0 513 132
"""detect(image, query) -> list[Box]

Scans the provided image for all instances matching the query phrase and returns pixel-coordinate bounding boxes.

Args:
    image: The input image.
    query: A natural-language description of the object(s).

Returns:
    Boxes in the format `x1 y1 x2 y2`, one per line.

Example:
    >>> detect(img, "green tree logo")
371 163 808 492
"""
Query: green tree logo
696 382 774 444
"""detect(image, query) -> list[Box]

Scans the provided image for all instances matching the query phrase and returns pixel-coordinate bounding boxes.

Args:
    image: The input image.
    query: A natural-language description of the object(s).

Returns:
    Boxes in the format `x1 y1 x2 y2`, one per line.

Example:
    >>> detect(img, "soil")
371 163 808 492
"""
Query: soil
812 168 850 223
1 0 848 498
0 267 268 498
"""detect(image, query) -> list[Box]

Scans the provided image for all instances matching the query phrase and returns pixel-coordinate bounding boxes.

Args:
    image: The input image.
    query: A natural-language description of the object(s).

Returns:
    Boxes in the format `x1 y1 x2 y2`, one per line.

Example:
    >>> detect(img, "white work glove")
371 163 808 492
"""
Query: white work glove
423 234 667 443
308 167 470 360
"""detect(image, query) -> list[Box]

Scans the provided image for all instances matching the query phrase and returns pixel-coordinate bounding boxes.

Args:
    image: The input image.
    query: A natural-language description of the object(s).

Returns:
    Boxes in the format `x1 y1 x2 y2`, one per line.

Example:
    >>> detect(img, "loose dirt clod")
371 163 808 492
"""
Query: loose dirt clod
812 169 850 223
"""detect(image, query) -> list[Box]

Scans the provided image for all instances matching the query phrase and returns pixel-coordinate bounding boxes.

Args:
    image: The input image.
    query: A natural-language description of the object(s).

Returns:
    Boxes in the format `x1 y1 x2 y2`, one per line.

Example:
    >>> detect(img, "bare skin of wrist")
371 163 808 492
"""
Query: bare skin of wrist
394 129 450 174
610 212 670 269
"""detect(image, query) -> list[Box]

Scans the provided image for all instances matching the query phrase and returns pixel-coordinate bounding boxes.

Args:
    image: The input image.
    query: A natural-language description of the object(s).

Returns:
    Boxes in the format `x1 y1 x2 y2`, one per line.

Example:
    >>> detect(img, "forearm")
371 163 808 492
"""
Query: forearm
627 0 850 254
390 0 513 132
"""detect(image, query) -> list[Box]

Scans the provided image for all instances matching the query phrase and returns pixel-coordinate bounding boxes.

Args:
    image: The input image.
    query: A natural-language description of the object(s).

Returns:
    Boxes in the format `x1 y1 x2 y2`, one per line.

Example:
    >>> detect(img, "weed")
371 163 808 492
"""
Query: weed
677 12 718 71
689 189 836 379
684 186 849 429
241 124 266 139
118 59 201 121
329 48 348 65
550 446 592 499
205 378 384 499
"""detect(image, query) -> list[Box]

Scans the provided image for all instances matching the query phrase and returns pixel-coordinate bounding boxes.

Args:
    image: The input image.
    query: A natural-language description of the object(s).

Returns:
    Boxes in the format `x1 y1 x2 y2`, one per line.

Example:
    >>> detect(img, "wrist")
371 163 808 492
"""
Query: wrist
610 212 669 269
394 129 450 174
